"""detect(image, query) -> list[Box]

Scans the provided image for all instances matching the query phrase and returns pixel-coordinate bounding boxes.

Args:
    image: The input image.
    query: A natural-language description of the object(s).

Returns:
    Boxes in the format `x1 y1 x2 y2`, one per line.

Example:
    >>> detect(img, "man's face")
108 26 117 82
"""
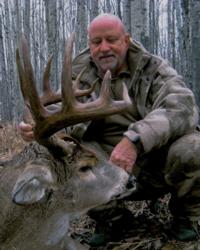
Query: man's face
89 20 130 76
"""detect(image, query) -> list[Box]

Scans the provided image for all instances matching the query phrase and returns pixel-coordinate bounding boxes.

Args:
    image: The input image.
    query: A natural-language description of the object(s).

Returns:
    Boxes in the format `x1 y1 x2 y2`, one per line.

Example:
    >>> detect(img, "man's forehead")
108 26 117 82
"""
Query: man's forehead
89 19 123 37
88 15 124 34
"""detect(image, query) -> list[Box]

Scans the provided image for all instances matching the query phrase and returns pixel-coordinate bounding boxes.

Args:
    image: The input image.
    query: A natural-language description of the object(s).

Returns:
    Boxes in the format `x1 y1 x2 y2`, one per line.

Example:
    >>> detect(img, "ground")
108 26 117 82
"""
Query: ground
69 198 200 250
0 124 200 250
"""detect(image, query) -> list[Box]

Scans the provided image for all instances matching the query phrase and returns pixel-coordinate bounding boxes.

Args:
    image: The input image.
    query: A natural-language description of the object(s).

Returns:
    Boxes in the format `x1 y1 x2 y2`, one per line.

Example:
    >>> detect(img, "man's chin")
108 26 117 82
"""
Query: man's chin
99 64 117 75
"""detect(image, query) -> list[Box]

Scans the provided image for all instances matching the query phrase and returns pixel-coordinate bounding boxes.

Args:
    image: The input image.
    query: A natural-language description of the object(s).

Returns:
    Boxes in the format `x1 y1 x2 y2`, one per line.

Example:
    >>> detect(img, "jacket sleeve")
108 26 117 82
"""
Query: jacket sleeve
124 58 199 153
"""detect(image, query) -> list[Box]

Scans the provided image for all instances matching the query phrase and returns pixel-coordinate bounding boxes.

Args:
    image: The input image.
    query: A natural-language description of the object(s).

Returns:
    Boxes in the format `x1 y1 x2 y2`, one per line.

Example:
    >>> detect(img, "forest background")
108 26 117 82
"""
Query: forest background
0 0 200 123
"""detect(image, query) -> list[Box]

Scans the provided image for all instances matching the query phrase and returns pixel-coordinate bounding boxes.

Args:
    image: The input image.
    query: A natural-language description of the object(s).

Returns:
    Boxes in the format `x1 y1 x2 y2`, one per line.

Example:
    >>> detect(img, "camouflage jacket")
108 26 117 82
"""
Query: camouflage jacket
70 40 199 154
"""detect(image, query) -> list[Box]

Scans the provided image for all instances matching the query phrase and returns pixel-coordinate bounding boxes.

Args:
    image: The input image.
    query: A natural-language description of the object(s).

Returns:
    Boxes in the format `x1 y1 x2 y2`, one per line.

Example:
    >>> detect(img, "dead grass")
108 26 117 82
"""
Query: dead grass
0 123 27 161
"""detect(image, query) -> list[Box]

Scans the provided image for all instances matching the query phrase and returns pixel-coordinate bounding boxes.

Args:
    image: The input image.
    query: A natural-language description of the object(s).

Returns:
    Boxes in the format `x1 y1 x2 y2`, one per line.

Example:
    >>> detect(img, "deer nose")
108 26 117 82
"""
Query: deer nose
126 175 136 189
112 174 137 201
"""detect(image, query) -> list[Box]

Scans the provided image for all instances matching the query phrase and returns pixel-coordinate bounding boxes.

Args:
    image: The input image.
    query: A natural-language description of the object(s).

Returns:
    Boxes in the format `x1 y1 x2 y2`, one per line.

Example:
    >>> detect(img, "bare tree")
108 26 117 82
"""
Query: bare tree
3 1 17 121
90 0 99 22
179 0 192 89
44 0 58 89
75 0 88 54
149 0 159 54
130 0 150 49
122 0 131 34
116 0 122 18
190 0 200 107
0 13 8 121
105 0 112 13
167 0 176 67
24 0 31 47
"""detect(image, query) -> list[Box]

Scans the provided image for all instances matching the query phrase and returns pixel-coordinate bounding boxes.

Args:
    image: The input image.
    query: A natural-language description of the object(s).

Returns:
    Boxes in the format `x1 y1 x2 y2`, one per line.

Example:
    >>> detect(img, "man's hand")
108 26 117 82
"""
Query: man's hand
17 121 34 142
110 137 138 173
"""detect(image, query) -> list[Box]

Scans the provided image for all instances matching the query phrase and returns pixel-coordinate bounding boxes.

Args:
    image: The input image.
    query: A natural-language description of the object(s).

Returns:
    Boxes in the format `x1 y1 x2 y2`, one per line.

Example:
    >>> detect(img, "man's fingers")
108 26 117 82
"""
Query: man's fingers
109 137 138 173
18 121 33 131
24 131 34 141
17 121 34 142
109 155 134 173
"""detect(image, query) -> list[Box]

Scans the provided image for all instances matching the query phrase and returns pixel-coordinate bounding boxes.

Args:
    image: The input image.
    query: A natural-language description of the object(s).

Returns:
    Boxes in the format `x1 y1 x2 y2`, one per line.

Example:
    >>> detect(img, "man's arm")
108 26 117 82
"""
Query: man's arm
110 57 199 172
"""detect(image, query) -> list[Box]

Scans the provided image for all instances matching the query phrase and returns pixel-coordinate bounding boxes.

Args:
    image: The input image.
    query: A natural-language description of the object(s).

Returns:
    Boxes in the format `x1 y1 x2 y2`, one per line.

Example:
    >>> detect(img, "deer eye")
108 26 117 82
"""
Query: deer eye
79 165 92 173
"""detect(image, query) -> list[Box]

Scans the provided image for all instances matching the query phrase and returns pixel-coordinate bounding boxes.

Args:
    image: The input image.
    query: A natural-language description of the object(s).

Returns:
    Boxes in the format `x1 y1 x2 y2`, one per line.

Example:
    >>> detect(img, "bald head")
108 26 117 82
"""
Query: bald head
88 13 130 77
88 13 126 37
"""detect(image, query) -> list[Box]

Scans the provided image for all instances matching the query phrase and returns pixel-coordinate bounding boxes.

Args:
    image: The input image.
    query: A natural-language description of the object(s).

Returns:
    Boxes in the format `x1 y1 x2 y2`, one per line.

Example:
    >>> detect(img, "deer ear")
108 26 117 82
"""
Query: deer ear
12 165 54 205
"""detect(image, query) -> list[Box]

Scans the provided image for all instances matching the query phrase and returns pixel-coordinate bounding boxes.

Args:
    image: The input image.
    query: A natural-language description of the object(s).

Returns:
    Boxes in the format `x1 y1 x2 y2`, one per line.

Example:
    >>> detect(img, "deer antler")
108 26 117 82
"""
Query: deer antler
16 32 131 147
41 58 97 106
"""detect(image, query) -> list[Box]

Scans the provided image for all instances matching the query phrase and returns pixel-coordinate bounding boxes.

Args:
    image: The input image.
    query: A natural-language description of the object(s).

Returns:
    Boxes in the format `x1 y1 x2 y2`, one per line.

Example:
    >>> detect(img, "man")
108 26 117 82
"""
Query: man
19 13 200 244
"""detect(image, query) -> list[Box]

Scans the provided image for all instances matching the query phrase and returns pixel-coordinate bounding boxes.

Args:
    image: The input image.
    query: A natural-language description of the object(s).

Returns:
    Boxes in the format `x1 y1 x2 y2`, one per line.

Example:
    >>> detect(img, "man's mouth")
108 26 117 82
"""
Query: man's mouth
99 55 115 61
99 55 114 60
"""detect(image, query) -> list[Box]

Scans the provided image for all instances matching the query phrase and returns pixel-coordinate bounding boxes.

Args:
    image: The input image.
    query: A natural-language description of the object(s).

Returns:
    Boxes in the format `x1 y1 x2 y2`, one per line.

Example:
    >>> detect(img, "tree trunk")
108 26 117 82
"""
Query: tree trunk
149 0 159 54
180 0 192 89
75 0 87 55
190 0 200 107
116 0 122 19
24 0 31 49
130 0 150 50
90 0 99 22
3 1 14 121
44 0 58 89
0 14 8 122
122 0 131 34
105 0 111 13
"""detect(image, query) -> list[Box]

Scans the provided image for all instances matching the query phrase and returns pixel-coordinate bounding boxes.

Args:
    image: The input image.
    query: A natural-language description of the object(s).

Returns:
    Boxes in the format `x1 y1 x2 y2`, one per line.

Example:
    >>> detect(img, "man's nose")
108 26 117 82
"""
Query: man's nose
99 40 110 52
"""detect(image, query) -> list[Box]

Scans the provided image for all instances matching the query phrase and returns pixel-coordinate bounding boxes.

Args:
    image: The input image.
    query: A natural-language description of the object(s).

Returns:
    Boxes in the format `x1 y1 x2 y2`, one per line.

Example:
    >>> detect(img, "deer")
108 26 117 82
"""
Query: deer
0 33 136 250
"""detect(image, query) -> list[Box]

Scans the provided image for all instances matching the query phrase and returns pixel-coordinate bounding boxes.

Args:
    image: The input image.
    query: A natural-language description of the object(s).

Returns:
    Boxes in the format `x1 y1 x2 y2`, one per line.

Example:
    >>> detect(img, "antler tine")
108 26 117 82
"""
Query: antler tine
16 49 35 124
17 34 46 121
41 57 95 106
72 67 97 97
43 56 53 93
40 56 61 106
72 66 86 93
121 82 131 103
98 70 112 103
99 71 131 110
16 49 29 104
78 70 131 114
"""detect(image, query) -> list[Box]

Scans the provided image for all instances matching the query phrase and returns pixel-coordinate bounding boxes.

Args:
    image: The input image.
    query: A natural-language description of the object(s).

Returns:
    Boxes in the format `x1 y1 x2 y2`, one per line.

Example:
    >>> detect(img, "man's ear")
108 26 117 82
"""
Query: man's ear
12 165 54 205
125 33 131 47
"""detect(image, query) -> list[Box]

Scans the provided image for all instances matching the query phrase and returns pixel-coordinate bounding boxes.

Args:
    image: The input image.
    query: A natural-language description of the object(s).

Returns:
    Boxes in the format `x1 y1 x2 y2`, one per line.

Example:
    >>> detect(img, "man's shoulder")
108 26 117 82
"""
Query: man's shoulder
72 47 97 82
148 54 179 77
128 40 176 78
130 40 177 73
128 39 158 74
73 47 91 65
129 40 162 64
129 39 148 54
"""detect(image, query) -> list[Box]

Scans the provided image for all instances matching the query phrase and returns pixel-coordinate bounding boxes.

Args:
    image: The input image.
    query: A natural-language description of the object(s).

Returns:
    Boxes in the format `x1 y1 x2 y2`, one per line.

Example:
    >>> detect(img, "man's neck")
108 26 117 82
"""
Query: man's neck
98 62 129 79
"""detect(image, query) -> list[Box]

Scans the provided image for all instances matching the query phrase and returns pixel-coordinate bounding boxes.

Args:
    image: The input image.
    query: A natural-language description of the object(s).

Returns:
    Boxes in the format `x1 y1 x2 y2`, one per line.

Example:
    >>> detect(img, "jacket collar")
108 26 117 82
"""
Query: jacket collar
72 40 151 84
